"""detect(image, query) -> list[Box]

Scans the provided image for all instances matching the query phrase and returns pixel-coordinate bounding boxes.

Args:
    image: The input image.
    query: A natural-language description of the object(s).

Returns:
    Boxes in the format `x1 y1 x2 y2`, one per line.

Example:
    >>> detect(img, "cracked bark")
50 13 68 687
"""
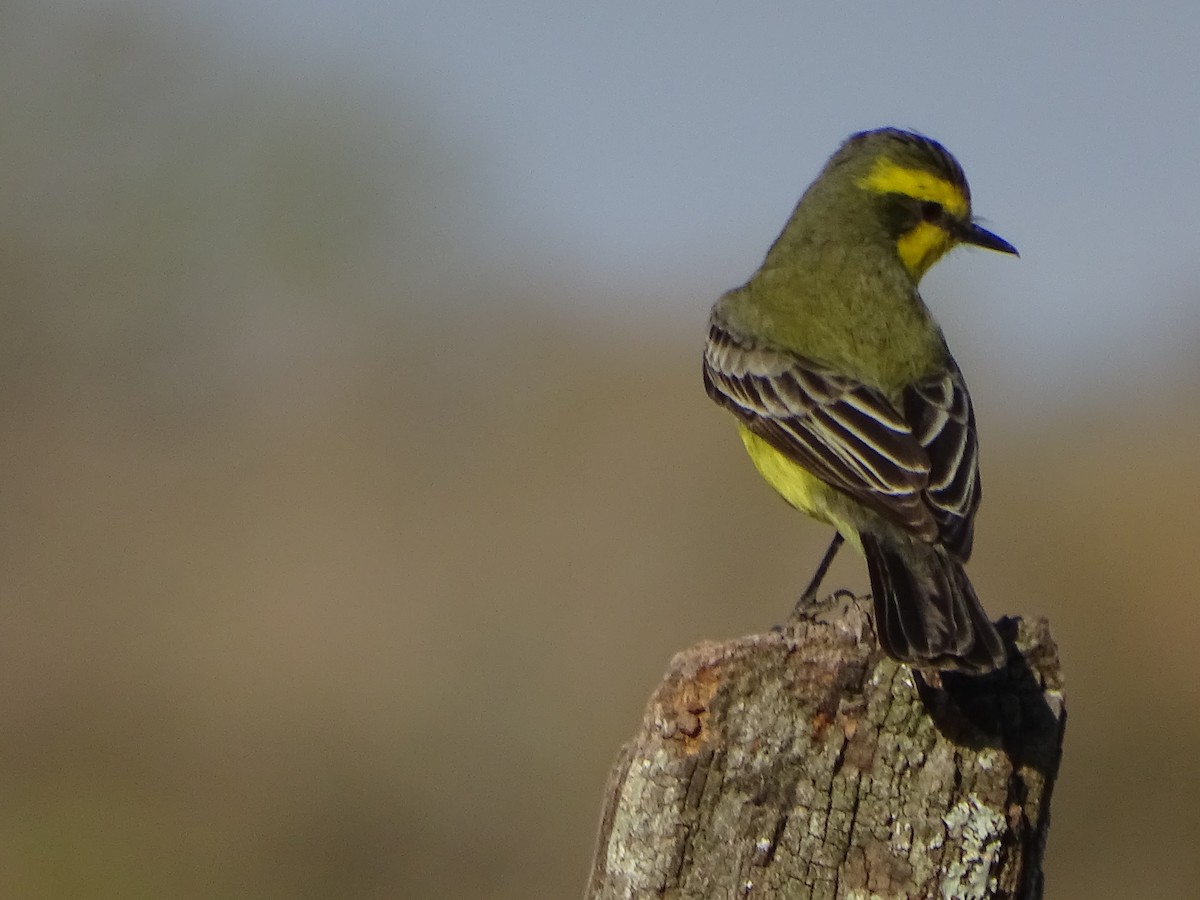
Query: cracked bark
585 593 1065 900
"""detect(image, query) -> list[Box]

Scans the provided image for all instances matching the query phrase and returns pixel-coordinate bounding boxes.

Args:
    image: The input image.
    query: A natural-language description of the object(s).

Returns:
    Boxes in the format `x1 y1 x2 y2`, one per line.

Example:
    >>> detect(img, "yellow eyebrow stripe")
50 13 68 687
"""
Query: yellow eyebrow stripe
857 159 969 218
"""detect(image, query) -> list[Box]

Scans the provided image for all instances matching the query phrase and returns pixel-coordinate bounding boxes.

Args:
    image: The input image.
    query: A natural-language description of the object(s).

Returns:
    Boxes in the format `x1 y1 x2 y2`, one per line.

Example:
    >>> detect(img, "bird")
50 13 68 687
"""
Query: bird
702 127 1018 672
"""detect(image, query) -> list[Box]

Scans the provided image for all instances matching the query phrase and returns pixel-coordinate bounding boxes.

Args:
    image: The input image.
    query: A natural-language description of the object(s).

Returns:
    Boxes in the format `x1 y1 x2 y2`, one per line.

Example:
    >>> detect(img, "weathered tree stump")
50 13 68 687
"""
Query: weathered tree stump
586 593 1065 899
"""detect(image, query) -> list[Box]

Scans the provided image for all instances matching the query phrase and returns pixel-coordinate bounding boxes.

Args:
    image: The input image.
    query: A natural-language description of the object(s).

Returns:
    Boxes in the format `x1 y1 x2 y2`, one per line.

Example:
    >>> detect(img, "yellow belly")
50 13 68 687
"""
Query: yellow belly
738 425 864 552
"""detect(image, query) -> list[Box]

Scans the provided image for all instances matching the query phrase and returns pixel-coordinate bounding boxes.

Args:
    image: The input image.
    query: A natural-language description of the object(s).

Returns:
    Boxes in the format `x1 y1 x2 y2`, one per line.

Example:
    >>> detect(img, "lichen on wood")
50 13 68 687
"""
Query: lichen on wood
586 593 1065 900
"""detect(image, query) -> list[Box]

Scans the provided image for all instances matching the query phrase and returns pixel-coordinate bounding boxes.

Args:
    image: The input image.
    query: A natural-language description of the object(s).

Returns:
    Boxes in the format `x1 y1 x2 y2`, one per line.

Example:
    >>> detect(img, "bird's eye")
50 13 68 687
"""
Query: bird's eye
920 200 944 222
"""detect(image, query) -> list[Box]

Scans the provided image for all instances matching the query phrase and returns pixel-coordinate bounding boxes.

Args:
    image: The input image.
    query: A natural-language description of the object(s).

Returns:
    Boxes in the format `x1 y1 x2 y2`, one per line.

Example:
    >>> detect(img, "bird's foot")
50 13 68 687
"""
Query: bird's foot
788 587 859 624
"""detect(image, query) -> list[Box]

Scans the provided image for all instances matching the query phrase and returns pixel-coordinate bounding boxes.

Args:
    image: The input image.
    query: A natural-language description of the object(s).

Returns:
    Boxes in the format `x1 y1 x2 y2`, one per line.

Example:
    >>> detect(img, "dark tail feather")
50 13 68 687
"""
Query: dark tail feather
861 533 1005 673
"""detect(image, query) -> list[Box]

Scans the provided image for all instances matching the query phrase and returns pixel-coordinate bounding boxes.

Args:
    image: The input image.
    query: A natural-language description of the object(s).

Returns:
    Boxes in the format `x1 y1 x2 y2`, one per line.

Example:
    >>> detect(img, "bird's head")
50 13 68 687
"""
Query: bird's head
804 128 1018 281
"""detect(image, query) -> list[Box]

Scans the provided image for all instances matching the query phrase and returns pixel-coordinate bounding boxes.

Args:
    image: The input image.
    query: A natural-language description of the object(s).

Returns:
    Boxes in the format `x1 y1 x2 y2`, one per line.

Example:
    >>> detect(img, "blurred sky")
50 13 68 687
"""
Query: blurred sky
150 0 1200 399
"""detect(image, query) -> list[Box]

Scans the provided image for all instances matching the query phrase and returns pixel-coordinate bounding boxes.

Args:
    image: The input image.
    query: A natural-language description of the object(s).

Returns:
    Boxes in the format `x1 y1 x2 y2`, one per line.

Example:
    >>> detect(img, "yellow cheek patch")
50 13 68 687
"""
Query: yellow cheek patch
857 159 969 219
896 221 953 279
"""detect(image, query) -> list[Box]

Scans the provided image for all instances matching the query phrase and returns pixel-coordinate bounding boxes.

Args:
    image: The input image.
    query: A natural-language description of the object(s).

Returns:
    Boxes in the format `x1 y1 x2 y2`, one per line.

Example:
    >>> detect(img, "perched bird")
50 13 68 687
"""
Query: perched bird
703 128 1017 672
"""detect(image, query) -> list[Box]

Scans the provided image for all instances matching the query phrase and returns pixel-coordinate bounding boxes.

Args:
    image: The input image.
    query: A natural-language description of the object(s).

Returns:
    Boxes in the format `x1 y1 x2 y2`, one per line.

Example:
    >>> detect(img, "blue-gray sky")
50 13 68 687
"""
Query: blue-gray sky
107 2 1200 393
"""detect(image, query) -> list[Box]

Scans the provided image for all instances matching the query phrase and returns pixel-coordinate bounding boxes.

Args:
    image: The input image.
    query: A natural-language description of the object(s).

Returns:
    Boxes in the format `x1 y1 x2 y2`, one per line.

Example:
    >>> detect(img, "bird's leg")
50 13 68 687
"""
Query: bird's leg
794 532 844 613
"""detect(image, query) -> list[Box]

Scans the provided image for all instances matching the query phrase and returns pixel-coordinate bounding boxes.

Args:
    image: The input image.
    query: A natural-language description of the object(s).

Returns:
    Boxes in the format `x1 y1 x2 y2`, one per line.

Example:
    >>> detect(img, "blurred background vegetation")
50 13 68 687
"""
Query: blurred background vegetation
2 2 1199 898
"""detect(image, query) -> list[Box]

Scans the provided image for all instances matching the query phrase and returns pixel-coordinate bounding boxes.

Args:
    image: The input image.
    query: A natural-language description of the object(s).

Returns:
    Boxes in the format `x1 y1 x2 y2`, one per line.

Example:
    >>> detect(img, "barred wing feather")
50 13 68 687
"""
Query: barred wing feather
902 369 981 559
704 319 980 557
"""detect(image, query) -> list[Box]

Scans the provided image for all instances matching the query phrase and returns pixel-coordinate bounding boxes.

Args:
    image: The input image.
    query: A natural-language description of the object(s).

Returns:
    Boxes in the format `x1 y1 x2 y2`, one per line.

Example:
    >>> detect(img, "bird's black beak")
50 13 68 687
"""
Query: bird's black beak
958 220 1019 256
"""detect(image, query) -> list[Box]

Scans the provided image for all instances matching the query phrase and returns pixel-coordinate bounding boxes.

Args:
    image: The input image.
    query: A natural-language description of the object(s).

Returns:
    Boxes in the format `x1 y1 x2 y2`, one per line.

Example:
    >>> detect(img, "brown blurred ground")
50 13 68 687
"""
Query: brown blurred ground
2 7 1200 899
6 305 1200 899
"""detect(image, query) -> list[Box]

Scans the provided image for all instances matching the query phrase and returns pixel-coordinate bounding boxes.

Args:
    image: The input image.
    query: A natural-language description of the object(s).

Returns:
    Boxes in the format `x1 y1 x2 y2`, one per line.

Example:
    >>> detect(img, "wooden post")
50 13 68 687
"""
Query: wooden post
586 594 1065 899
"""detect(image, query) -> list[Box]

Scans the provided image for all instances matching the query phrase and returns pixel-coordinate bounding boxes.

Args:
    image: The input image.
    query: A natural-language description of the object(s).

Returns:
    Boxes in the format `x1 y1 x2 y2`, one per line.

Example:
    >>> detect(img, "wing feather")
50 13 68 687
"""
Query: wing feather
704 318 938 540
902 369 981 559
704 316 981 555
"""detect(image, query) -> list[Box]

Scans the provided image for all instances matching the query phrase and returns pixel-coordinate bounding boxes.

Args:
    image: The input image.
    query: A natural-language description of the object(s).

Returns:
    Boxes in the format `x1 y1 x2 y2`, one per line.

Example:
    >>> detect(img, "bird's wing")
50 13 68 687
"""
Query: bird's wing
704 317 964 545
901 365 981 560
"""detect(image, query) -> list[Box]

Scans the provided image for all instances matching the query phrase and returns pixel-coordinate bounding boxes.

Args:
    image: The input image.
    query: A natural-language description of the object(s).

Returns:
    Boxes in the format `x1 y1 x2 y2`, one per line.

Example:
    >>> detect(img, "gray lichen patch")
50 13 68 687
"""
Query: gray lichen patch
938 794 1006 900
